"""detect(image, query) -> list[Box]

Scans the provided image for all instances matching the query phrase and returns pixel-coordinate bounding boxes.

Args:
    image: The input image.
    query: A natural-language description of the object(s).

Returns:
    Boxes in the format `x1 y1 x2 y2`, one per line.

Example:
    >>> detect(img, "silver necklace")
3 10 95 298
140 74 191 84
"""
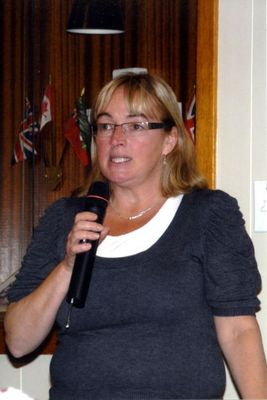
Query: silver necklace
110 201 153 221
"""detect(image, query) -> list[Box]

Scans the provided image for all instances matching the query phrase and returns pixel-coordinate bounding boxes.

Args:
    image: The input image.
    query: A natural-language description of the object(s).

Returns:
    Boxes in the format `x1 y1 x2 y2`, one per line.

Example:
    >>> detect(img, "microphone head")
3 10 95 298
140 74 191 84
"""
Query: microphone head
87 181 110 202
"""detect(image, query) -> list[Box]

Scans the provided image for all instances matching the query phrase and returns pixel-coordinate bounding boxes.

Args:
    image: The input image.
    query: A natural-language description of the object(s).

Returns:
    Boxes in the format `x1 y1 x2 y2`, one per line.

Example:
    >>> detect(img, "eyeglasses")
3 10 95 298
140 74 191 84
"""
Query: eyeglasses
92 121 169 138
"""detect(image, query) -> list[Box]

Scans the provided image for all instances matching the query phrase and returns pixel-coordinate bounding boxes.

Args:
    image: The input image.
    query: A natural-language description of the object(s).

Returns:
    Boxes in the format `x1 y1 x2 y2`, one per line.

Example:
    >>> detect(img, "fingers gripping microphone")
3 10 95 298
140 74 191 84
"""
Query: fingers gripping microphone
66 181 110 309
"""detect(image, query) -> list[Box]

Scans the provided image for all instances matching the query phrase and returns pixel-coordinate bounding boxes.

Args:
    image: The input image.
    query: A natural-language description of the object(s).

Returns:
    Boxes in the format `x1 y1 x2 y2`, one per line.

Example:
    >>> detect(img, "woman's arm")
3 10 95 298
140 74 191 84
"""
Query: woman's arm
4 261 72 358
214 315 267 399
4 211 108 358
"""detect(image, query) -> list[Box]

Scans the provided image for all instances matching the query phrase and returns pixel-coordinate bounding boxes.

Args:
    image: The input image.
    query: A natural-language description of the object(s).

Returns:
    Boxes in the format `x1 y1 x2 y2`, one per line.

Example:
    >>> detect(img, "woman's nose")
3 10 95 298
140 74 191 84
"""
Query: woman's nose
110 124 125 143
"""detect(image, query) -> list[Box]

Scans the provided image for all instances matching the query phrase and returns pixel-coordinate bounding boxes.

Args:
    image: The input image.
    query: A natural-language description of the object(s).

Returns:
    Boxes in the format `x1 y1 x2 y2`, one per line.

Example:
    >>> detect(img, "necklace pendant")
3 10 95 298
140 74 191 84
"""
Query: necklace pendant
128 213 142 221
128 215 137 221
110 200 155 221
128 207 152 220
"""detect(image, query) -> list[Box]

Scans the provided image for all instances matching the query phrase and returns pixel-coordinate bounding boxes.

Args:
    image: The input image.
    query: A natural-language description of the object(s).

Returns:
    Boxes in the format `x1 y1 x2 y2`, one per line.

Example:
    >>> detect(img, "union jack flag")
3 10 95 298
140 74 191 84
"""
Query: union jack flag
184 88 196 142
11 98 39 164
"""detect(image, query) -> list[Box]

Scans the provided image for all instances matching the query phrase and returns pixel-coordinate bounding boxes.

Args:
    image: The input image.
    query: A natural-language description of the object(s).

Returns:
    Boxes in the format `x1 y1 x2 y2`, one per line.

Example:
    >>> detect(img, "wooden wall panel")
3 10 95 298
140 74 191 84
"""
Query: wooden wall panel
0 0 212 295
0 0 218 354
196 0 218 186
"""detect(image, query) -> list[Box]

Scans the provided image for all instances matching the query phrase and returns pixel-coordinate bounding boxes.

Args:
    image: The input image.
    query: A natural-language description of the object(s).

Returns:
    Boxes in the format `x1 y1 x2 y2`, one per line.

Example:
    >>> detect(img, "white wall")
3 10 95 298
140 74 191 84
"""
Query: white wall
1 1 267 399
217 0 267 398
0 355 51 399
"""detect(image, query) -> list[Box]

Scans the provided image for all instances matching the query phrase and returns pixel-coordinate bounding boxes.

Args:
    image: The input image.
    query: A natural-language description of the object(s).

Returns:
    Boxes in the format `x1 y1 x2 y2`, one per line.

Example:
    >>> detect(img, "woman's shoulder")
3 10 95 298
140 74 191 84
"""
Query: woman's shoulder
34 196 86 236
42 196 85 218
185 188 239 209
182 188 243 226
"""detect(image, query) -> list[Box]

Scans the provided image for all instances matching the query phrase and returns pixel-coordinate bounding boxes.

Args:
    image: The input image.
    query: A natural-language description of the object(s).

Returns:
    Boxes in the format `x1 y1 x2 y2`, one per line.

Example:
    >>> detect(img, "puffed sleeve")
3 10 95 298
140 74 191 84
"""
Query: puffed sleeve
203 190 261 316
7 197 80 303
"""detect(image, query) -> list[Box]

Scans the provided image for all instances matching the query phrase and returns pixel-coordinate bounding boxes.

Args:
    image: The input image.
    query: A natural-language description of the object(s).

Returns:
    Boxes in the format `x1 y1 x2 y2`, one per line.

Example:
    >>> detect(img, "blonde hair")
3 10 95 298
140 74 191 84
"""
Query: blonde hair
79 73 207 197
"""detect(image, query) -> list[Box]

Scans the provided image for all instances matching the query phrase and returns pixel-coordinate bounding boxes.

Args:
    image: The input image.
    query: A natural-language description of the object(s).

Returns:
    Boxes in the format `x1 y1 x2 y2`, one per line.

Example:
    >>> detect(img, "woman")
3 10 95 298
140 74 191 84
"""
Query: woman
4 73 267 399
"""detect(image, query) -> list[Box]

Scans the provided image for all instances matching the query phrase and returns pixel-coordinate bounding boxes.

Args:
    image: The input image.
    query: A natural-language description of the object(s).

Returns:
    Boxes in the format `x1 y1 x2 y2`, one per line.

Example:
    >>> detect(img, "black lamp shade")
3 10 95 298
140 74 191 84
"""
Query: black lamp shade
67 0 124 34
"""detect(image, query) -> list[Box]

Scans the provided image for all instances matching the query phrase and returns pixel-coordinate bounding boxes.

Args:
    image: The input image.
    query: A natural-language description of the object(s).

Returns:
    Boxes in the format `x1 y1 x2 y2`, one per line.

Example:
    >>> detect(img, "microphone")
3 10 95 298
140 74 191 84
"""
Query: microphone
66 181 110 309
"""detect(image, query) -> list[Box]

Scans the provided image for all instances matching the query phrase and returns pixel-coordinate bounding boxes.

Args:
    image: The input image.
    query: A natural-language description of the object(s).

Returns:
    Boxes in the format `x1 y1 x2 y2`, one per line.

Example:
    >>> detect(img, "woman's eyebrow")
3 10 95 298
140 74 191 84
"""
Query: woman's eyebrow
127 113 146 118
96 112 112 119
97 112 148 120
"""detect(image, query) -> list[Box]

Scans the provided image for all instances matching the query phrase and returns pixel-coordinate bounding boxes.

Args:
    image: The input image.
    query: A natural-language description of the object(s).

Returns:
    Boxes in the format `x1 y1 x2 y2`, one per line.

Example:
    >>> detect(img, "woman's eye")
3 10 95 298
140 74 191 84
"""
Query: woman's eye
132 122 145 131
100 123 113 131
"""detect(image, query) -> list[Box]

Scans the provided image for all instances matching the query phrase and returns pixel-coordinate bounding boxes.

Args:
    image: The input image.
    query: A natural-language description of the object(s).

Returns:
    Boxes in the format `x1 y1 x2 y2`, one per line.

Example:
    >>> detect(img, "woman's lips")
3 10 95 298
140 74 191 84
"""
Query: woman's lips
110 156 131 163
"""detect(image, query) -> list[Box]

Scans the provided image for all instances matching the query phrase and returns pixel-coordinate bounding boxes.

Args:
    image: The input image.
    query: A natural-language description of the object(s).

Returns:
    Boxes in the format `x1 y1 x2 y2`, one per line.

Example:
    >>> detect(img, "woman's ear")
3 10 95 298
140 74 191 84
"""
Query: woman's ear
163 126 179 156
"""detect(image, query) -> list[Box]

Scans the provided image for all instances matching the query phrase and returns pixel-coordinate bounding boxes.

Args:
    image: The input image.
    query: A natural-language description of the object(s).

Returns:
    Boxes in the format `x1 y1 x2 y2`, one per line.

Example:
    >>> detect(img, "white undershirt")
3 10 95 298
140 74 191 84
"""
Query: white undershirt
97 195 183 258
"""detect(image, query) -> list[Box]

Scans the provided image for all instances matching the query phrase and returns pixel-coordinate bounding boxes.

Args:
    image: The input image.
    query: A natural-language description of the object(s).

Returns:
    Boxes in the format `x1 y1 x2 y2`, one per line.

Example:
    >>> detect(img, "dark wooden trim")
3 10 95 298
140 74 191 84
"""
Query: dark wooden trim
0 312 7 354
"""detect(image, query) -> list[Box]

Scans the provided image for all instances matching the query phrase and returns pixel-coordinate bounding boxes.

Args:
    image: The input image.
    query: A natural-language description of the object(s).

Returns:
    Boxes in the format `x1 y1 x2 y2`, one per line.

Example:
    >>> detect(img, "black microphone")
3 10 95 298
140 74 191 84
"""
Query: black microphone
66 181 110 309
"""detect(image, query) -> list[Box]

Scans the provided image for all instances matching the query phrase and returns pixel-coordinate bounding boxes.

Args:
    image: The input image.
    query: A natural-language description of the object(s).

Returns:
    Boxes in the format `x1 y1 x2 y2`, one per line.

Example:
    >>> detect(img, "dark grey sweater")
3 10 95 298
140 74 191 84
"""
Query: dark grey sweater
8 189 261 399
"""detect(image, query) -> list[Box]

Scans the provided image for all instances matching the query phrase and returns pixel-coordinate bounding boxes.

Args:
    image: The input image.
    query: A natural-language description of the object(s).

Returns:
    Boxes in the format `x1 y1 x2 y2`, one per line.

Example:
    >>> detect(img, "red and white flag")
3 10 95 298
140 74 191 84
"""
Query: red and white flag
40 84 54 130
64 110 90 167
184 89 196 142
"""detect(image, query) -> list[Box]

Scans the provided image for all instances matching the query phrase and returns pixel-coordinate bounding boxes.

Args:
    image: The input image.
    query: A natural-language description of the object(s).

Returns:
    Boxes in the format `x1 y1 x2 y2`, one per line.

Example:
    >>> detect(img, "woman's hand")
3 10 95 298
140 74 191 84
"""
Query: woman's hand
63 211 109 271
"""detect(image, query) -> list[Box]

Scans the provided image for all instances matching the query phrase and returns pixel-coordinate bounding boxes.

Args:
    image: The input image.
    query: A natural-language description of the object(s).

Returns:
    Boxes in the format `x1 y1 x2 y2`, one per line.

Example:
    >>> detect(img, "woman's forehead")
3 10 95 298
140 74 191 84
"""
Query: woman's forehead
104 86 161 119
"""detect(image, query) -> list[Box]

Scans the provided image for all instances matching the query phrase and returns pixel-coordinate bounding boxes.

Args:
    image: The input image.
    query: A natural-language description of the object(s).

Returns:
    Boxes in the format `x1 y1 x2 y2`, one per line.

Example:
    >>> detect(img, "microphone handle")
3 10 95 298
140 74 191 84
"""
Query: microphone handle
66 193 109 308
66 239 99 308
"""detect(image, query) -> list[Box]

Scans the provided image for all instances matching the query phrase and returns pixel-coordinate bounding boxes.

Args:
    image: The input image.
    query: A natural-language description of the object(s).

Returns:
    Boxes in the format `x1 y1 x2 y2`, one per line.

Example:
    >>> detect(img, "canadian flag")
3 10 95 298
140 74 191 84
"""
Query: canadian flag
40 84 53 130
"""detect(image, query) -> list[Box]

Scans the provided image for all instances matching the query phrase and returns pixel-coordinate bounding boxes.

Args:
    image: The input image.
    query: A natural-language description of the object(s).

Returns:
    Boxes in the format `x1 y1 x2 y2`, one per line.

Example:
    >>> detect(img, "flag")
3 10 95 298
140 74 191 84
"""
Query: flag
11 98 38 164
40 84 53 130
64 110 90 166
184 89 196 142
75 88 92 154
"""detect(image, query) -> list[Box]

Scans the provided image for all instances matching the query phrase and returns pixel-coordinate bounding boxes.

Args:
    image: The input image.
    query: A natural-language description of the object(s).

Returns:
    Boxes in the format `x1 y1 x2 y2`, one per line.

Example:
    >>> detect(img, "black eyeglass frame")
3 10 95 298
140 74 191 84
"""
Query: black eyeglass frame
91 121 174 136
